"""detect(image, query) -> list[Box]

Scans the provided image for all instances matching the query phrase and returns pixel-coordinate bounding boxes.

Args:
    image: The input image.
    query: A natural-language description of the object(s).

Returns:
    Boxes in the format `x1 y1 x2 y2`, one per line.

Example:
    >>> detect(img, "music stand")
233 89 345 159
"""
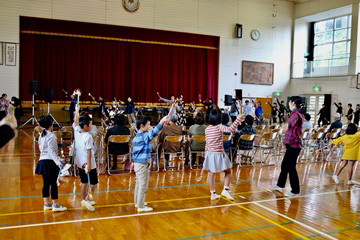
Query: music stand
22 94 38 127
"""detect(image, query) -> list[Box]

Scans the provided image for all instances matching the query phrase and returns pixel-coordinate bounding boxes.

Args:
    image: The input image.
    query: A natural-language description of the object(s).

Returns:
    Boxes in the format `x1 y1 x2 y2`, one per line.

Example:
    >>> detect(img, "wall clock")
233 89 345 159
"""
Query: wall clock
251 29 260 41
123 0 140 12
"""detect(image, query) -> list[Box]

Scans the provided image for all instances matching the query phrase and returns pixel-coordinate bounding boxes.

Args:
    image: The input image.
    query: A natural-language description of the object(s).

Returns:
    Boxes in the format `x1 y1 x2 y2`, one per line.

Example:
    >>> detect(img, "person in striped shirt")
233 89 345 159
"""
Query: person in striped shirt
203 109 242 201
273 96 304 197
132 115 169 212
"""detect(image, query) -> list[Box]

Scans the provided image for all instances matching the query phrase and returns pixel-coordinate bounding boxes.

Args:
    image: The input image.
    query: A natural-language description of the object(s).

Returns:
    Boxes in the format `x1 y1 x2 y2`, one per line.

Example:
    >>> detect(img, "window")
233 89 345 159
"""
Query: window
313 15 351 67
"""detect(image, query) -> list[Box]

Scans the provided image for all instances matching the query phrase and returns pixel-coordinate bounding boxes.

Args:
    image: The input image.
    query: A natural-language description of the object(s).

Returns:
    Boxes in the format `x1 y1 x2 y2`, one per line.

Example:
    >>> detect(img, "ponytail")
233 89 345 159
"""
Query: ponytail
289 96 306 114
41 129 47 137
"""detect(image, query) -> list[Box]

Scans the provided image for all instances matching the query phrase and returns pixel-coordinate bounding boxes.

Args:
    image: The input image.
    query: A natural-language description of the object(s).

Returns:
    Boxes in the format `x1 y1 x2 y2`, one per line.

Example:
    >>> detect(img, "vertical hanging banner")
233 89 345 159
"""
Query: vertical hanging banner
5 43 16 66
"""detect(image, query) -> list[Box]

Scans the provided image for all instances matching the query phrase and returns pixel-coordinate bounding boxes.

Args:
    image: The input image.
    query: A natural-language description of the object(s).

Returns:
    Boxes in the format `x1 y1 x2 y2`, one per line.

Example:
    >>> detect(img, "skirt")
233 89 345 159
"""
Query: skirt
203 152 232 173
35 159 60 175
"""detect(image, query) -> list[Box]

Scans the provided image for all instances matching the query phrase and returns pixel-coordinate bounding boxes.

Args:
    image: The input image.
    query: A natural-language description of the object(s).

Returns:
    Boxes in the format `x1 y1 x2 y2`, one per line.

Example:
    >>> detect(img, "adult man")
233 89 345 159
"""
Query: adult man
329 113 343 132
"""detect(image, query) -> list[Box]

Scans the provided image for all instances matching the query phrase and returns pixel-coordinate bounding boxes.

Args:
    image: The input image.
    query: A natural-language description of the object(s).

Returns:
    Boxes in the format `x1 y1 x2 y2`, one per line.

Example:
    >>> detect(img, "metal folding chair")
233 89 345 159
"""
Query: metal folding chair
254 132 278 165
235 134 256 167
223 133 233 162
188 136 206 169
33 126 42 156
162 136 185 171
106 135 132 175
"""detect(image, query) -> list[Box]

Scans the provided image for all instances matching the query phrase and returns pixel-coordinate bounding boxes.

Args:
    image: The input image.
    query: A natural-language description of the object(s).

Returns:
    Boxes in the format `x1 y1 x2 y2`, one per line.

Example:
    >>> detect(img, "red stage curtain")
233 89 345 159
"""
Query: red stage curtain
20 17 219 103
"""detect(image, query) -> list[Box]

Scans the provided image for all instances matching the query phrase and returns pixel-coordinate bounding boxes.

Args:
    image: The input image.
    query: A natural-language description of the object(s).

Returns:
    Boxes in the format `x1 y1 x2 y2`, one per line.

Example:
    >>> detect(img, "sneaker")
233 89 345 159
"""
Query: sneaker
52 205 67 212
332 175 339 184
135 202 148 208
137 206 153 212
43 204 52 211
87 201 96 206
81 200 95 211
348 180 355 185
210 193 221 200
285 192 300 197
221 190 234 201
87 193 93 201
272 185 284 192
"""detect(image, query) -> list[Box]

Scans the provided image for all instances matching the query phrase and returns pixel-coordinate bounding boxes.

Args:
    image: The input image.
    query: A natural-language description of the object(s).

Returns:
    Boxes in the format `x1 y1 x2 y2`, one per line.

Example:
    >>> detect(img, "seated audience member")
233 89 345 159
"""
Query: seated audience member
329 113 343 132
159 115 183 162
222 113 232 154
187 112 207 164
105 114 130 170
235 115 256 151
302 113 313 132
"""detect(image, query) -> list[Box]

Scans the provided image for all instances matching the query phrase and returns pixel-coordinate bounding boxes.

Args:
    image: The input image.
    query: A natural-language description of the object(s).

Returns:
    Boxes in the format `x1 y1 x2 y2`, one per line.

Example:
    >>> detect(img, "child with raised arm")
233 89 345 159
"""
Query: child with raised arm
204 109 242 200
331 123 360 185
133 115 169 212
73 105 98 211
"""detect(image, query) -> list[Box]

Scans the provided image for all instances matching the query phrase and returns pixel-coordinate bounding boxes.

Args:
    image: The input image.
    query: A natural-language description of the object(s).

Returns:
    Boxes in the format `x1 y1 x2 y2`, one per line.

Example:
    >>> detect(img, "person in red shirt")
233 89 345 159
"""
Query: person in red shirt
273 96 304 197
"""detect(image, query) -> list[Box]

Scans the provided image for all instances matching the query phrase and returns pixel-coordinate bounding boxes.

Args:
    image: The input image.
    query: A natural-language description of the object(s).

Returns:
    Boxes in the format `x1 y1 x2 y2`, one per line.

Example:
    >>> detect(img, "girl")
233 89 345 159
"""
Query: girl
203 109 242 200
273 96 304 197
331 123 360 185
176 95 186 126
35 115 67 212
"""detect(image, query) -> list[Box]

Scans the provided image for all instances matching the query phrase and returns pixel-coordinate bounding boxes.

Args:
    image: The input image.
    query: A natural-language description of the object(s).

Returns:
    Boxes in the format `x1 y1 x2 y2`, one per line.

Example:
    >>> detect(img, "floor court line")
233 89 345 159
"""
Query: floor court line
238 205 307 239
0 188 358 231
254 202 337 240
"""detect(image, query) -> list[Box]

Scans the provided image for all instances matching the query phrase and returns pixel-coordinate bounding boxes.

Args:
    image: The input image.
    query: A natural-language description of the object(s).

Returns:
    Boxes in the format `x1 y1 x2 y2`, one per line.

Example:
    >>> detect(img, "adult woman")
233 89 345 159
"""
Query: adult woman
0 94 9 121
273 96 304 197
188 112 207 164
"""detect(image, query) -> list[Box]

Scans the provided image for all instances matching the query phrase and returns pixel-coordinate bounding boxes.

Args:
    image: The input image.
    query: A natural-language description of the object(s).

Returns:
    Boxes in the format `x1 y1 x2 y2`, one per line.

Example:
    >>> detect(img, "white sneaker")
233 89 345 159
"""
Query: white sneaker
137 206 153 212
87 201 96 206
348 180 355 185
332 175 339 184
135 202 147 208
272 185 284 192
43 205 52 211
52 205 67 212
81 200 95 211
221 190 234 201
210 193 221 200
285 192 300 197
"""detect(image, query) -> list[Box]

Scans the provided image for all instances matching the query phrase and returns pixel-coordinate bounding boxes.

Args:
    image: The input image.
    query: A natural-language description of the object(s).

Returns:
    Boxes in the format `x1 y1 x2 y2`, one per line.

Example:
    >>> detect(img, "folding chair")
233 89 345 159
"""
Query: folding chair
325 133 342 162
106 135 132 175
235 134 256 167
188 136 206 169
307 133 324 162
297 132 309 163
162 136 185 171
150 136 161 172
254 132 278 165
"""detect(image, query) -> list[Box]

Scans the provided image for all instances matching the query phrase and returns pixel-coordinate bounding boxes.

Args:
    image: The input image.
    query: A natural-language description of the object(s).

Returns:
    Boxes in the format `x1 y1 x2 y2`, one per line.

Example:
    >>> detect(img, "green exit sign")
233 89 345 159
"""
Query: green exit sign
313 86 321 92
274 92 282 96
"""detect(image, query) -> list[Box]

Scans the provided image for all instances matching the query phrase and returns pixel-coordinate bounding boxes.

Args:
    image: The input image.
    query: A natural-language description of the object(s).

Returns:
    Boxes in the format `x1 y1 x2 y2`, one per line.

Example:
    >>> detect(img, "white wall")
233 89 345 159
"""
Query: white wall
286 0 360 107
0 0 294 105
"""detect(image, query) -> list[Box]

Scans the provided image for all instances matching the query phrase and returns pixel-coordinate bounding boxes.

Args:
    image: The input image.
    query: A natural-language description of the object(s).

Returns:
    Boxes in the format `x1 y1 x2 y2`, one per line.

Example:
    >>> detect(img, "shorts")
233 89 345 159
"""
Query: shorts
78 167 99 185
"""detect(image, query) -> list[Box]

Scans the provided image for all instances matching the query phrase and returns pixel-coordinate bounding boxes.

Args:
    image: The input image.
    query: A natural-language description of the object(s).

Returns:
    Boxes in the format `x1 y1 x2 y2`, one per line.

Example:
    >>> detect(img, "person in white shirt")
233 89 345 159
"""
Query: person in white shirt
35 115 67 212
73 106 98 211
302 113 313 133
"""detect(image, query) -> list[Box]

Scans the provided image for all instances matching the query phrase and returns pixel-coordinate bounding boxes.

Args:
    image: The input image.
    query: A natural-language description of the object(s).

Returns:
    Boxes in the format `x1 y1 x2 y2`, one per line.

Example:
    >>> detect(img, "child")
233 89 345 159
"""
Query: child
132 115 169 212
204 109 242 200
73 106 98 211
35 115 67 212
331 123 360 185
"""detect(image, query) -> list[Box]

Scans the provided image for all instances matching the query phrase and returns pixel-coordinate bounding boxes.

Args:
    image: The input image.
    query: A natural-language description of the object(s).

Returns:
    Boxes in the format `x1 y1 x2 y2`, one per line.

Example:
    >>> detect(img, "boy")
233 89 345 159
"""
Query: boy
74 105 98 211
132 115 169 212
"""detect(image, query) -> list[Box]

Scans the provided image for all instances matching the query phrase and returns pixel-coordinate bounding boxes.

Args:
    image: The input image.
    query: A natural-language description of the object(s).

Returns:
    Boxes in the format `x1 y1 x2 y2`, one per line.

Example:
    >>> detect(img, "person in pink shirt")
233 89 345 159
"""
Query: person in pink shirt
203 109 242 201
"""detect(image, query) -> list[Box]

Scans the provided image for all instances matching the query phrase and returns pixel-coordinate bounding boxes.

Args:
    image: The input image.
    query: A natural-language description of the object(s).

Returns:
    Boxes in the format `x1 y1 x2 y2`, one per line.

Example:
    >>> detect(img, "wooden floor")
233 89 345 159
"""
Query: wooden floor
0 128 359 239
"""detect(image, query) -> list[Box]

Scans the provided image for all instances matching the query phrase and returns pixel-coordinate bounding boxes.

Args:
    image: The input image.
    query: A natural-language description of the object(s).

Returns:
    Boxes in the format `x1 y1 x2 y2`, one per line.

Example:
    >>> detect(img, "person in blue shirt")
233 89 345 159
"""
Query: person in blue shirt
255 101 263 125
132 115 169 212
329 113 343 132
64 90 77 123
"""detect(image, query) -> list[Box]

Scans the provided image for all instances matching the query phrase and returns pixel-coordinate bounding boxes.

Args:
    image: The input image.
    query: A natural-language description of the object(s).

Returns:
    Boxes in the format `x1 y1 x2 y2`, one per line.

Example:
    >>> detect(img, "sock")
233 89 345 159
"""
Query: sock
210 190 216 195
224 186 230 191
